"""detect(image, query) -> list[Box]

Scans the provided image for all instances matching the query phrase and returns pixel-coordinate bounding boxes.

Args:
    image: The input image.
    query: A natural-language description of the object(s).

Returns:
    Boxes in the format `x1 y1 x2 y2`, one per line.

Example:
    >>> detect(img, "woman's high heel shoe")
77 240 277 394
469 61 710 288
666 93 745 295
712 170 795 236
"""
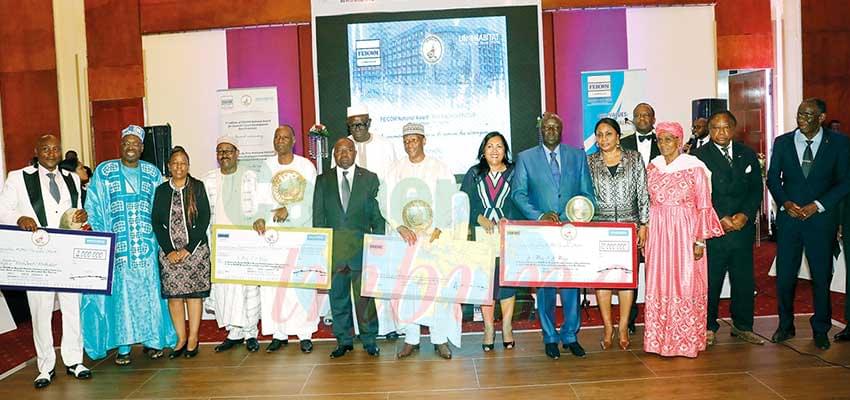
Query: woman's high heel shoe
169 344 186 359
600 329 616 350
482 325 496 352
185 339 199 358
618 330 630 350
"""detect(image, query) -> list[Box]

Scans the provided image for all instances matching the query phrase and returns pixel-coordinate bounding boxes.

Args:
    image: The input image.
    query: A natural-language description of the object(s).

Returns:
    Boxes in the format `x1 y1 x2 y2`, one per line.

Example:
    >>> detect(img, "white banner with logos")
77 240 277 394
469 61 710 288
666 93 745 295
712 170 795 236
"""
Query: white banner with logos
217 87 279 161
312 0 538 17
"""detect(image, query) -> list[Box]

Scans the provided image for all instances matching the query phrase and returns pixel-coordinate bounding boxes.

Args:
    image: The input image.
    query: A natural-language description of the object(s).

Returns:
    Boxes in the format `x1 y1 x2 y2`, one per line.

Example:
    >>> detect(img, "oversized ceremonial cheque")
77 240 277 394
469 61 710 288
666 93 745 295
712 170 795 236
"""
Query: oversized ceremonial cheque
211 225 333 289
500 220 638 288
0 225 116 294
361 234 496 305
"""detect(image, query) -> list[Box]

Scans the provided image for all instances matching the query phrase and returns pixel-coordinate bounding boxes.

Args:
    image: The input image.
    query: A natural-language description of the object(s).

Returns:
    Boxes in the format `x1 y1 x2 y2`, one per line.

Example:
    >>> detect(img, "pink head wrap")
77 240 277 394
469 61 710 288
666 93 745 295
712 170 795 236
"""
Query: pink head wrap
655 121 684 140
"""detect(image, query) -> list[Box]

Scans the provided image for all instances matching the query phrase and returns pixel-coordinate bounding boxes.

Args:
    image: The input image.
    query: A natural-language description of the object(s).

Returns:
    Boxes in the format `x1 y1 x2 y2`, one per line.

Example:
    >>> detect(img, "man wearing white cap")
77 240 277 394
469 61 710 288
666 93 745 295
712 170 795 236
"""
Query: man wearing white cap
386 122 460 360
203 135 263 353
336 104 401 339
253 125 320 353
81 125 177 364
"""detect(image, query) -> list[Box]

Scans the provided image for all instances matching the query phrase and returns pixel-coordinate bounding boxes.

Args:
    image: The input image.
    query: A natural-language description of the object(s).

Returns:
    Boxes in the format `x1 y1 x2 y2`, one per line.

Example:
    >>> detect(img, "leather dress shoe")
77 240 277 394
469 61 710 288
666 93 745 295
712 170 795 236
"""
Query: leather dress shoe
33 370 55 389
834 327 850 342
730 326 765 345
544 343 560 359
771 328 796 343
396 343 420 359
365 344 380 356
434 343 452 359
385 331 400 340
66 363 92 379
300 339 313 353
330 344 354 358
246 338 260 352
563 341 586 358
266 338 288 353
215 338 244 352
814 333 831 350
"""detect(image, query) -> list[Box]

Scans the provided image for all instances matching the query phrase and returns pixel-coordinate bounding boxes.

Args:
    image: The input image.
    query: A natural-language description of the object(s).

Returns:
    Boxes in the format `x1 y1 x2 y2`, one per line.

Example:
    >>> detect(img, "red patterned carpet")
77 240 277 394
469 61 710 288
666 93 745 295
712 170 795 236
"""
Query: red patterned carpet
1 241 846 376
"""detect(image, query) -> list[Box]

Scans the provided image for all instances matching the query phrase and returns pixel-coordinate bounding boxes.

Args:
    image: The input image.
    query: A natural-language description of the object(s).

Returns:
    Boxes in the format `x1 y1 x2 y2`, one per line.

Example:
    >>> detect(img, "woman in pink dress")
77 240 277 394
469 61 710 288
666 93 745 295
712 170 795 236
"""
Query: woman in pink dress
643 121 724 358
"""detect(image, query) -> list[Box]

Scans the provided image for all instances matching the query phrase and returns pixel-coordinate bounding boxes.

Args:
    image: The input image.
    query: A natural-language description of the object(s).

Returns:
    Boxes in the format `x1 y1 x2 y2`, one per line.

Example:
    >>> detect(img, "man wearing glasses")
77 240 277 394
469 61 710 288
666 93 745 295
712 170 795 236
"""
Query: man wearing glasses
203 136 264 353
767 98 850 350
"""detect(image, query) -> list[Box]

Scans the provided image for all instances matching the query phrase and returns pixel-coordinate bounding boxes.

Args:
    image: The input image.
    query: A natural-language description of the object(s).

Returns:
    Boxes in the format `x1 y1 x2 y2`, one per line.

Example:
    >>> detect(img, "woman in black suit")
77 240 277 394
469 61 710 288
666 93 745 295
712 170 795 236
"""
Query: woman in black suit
152 146 211 359
460 132 519 352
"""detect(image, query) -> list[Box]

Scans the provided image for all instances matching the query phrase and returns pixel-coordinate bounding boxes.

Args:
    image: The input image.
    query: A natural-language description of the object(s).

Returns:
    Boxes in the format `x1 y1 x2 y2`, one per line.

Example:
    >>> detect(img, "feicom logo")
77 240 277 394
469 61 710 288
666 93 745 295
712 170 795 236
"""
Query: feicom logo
587 75 612 99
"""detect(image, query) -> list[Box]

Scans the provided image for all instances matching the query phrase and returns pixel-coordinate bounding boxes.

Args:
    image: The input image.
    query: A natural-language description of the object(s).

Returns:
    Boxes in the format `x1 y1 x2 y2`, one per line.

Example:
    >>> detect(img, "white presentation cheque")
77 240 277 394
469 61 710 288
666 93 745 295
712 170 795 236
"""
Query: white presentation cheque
0 225 116 294
501 221 638 288
211 225 333 289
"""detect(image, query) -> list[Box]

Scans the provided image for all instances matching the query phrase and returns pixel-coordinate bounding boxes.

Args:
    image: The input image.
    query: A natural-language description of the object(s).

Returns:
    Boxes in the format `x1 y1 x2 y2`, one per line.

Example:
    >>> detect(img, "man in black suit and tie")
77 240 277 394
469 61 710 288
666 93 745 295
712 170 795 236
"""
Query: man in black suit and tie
767 98 850 350
619 102 660 334
694 111 764 346
313 137 385 358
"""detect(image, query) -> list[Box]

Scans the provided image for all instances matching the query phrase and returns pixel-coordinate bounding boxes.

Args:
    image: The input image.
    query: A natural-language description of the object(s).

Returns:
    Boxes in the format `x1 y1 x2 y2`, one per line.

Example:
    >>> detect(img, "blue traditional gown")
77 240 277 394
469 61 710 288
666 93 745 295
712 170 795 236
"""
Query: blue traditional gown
80 159 177 359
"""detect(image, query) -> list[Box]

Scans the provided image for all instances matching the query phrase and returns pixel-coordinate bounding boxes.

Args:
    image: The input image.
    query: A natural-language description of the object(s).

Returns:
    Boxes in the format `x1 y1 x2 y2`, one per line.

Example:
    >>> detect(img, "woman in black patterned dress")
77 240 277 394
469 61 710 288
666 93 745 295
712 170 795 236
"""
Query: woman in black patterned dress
152 147 211 359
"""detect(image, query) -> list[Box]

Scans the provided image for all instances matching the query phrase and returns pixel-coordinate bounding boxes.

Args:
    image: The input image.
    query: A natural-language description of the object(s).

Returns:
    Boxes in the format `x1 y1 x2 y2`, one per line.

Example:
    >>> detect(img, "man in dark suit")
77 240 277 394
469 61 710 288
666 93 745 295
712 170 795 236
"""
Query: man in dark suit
767 98 850 350
619 102 660 335
621 102 661 168
694 111 764 346
313 137 385 358
512 112 596 360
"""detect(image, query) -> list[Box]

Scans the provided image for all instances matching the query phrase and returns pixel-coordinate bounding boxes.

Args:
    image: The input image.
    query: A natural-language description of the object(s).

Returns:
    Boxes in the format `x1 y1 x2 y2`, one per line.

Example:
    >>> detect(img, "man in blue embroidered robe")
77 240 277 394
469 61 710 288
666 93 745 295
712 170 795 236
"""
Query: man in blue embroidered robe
80 125 177 364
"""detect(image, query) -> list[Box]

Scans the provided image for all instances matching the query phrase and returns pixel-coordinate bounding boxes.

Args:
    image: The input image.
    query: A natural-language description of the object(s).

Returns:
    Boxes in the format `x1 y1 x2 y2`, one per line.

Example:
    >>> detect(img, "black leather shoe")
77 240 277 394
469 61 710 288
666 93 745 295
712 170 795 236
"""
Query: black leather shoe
300 339 313 353
330 344 354 358
771 328 796 343
246 338 260 352
65 363 92 379
266 338 288 353
215 338 244 352
814 333 831 350
544 343 560 360
184 346 199 358
365 344 380 356
385 331 400 340
564 341 586 358
628 323 636 336
834 327 850 342
34 370 55 389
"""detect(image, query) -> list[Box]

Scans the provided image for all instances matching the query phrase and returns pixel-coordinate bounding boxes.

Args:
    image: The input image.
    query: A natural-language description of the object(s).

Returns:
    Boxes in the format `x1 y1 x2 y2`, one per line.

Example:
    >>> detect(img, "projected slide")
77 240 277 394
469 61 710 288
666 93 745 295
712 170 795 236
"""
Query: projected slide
347 16 510 173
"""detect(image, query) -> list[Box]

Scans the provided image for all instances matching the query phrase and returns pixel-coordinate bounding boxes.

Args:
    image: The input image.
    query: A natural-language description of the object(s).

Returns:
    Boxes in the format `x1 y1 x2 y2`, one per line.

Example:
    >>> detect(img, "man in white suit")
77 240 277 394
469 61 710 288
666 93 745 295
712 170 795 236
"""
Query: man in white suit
0 134 91 388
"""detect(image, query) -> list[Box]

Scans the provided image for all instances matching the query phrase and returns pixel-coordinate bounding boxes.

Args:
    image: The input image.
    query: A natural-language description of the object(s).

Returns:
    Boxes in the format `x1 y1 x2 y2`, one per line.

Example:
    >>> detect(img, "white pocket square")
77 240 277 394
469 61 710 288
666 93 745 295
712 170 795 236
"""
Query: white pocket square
745 165 752 173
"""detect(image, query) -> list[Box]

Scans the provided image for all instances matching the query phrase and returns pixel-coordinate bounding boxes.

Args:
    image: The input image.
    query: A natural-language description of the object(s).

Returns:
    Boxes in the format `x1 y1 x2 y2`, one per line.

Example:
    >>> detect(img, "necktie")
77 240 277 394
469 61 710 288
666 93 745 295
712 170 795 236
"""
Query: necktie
549 151 560 187
802 140 814 177
47 172 60 203
721 145 733 166
638 134 654 142
341 171 351 211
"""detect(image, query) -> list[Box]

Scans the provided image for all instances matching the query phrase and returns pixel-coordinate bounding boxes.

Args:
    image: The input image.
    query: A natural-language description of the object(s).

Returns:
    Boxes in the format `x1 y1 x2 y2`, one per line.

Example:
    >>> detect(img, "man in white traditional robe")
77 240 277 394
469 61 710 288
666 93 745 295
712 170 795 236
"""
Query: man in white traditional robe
253 125 320 353
387 123 461 360
204 136 262 353
333 104 400 339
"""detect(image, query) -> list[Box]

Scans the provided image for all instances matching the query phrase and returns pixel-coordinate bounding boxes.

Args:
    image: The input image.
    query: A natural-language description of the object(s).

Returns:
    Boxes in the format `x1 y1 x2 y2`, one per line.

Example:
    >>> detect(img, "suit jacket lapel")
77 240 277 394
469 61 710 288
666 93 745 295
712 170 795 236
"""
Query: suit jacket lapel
23 169 48 227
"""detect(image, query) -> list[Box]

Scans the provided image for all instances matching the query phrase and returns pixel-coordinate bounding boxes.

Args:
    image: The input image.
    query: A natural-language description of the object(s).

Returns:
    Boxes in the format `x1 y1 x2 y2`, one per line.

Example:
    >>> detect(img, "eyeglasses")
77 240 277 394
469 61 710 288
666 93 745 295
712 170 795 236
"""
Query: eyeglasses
216 149 236 155
348 122 368 129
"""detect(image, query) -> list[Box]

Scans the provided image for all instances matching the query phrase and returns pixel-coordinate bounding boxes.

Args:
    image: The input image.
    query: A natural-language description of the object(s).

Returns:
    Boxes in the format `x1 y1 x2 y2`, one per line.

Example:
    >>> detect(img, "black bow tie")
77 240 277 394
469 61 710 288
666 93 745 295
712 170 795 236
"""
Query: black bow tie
637 134 655 142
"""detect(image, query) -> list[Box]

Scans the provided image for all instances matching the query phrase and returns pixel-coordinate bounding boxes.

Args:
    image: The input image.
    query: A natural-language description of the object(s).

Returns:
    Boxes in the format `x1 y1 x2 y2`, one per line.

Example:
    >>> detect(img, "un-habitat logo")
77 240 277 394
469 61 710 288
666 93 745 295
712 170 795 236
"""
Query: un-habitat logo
587 75 612 99
421 35 444 64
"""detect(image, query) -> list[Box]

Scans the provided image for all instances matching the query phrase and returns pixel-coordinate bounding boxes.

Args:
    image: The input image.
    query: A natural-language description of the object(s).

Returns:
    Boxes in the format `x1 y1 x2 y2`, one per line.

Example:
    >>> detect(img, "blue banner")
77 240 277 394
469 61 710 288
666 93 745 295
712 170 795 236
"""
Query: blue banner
580 69 645 154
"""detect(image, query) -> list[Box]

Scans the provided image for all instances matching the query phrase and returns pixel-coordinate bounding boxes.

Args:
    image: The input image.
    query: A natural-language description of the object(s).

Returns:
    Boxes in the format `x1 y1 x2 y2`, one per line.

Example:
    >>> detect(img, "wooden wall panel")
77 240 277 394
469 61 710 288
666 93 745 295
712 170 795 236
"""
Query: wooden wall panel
0 0 60 171
91 98 144 163
0 71 61 169
85 0 144 100
802 0 850 129
542 0 710 8
140 0 310 34
715 0 773 70
0 0 57 73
